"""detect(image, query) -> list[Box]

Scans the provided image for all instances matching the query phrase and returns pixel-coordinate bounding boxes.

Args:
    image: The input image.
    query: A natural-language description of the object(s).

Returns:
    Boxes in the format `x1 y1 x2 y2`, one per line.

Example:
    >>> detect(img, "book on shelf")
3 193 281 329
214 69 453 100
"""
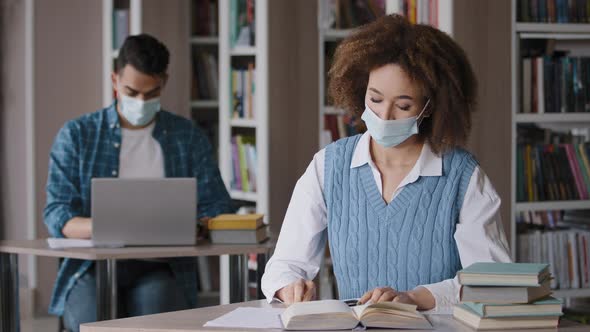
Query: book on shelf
322 0 386 30
518 0 590 23
520 55 590 114
518 228 590 290
516 143 590 202
457 262 550 287
208 213 264 230
191 50 219 101
400 0 439 27
231 63 255 119
453 303 560 330
323 113 361 143
460 278 552 304
230 0 255 48
209 225 268 244
231 135 257 193
191 0 218 37
280 300 432 330
461 297 563 318
113 8 129 50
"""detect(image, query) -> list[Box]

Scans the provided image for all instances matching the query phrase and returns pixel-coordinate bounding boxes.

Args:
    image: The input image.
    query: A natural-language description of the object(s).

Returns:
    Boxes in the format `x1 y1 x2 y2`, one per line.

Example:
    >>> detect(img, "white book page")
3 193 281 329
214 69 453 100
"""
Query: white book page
204 307 284 329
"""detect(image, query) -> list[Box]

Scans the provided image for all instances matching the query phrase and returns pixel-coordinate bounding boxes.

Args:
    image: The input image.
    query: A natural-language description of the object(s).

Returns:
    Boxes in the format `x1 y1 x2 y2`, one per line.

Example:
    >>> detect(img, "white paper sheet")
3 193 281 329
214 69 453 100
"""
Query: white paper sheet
47 238 124 249
204 307 284 329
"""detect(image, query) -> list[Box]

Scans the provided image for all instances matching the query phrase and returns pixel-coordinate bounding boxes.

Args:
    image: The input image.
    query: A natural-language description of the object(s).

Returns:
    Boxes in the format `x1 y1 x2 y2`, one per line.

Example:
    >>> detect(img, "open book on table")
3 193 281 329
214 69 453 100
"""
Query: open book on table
280 300 433 330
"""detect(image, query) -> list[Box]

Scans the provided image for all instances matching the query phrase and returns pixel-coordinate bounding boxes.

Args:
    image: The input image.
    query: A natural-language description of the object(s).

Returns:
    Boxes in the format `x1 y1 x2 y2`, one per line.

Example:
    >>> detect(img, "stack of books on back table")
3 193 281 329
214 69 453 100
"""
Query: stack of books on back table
454 262 563 330
208 214 268 244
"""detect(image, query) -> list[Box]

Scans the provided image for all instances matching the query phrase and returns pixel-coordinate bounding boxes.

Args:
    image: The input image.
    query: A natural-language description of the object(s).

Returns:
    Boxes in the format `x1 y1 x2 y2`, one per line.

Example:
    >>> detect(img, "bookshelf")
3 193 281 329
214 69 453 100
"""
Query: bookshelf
510 0 590 301
218 0 269 213
218 0 268 303
317 0 454 148
102 0 142 108
189 0 220 158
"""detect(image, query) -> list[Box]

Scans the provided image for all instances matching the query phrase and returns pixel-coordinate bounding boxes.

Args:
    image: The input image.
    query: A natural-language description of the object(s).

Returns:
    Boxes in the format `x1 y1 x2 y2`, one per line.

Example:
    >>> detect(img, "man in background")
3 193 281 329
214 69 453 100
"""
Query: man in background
44 34 231 332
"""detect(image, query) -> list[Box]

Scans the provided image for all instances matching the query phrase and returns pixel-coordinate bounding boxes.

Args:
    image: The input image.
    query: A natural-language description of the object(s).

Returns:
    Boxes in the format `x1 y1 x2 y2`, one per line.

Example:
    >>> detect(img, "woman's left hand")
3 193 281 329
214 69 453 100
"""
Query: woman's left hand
358 287 417 305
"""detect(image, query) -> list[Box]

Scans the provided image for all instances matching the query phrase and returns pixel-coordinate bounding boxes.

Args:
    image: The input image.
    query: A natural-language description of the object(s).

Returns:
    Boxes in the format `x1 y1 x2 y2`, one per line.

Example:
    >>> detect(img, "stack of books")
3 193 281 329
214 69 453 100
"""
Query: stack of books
208 214 268 244
453 262 563 330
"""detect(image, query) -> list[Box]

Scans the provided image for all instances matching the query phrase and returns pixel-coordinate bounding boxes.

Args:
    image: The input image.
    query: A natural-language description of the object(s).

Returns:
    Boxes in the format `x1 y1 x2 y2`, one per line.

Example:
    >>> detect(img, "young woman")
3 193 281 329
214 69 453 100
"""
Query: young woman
261 14 511 311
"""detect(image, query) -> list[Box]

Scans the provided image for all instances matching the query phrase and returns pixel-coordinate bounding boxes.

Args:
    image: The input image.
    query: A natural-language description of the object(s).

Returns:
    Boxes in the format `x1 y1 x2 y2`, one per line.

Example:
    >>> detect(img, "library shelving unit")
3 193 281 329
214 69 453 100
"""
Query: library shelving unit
102 0 142 108
189 0 220 158
219 0 269 219
510 0 590 301
318 0 454 148
218 0 269 303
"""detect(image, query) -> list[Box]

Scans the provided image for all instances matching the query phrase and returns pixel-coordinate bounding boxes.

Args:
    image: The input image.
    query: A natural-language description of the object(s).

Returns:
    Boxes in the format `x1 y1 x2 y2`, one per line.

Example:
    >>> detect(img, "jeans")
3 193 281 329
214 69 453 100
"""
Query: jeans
63 260 190 332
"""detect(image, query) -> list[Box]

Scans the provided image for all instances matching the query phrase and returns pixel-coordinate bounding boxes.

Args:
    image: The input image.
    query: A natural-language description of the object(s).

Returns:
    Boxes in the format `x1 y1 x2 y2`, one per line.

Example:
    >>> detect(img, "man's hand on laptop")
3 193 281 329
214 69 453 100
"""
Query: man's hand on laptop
62 217 92 239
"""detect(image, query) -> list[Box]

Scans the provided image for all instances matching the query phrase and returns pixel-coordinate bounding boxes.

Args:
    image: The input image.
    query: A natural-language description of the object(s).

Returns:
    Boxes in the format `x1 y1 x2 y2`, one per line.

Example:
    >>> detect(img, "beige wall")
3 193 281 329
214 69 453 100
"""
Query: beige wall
142 0 190 119
1 0 32 282
268 0 319 234
33 0 103 313
454 0 512 243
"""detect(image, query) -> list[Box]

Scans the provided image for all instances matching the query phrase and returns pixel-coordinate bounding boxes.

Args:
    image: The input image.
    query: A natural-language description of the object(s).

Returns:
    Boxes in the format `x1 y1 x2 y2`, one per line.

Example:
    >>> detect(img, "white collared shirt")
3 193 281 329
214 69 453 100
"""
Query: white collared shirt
261 132 512 312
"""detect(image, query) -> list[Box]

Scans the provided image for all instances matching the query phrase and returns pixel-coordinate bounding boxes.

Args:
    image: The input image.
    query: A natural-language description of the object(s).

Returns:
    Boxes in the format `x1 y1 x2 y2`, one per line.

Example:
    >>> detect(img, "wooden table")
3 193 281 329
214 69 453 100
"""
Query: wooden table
0 239 274 332
80 300 588 332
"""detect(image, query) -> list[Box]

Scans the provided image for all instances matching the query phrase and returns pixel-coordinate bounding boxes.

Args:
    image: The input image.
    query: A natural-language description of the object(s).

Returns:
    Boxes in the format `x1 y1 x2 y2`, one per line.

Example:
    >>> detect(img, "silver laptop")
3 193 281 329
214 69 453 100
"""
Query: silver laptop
91 178 197 246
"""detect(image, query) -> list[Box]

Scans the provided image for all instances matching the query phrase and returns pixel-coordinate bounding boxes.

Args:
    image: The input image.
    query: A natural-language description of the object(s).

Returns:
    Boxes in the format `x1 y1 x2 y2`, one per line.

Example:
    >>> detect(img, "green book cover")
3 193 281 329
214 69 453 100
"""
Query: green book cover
462 297 563 318
459 262 549 276
236 135 250 192
230 0 237 48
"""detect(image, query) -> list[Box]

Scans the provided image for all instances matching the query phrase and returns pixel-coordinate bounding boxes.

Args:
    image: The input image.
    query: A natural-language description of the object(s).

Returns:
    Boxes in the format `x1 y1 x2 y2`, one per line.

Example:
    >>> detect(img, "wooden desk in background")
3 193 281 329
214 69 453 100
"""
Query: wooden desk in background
80 300 588 332
0 239 274 332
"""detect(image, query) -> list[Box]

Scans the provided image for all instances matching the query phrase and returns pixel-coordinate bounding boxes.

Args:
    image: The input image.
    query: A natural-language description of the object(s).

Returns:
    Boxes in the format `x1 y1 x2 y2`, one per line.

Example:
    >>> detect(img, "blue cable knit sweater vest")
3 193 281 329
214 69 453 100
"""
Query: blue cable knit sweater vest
324 134 478 300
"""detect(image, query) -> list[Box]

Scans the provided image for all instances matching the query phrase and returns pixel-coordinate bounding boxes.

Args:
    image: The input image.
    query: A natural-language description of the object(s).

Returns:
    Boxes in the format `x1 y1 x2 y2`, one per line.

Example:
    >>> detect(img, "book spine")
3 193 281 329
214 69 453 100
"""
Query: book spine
247 142 257 192
557 146 577 200
548 0 556 22
532 56 539 113
239 69 245 118
575 144 590 194
537 57 545 113
563 144 587 199
236 135 250 192
232 70 238 118
569 232 580 288
543 56 553 113
523 57 532 113
231 136 242 190
525 144 535 202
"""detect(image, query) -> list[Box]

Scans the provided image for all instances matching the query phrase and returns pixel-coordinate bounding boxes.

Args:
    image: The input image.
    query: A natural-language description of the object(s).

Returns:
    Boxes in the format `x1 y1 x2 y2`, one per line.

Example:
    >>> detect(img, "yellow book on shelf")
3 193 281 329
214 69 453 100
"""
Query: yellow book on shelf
209 214 264 230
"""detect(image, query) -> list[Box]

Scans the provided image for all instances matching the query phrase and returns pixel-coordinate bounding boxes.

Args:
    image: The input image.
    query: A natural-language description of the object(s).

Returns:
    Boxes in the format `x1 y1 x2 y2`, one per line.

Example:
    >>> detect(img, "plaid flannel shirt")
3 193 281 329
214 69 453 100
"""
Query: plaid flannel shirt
44 103 232 316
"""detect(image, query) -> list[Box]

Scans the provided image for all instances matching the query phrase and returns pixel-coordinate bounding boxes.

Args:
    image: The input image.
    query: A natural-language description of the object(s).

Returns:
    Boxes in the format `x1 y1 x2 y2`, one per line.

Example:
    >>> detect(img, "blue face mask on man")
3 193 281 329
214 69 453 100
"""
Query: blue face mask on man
119 94 161 127
361 99 430 148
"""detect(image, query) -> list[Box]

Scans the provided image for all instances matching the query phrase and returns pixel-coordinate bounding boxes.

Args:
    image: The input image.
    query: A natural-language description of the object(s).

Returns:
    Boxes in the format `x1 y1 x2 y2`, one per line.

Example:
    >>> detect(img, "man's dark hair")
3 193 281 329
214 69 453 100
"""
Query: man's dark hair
116 34 170 76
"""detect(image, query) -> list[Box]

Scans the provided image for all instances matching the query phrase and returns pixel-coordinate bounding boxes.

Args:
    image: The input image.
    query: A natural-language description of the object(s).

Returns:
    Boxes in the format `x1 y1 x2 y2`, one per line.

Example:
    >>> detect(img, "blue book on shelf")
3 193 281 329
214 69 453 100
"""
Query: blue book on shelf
458 262 550 286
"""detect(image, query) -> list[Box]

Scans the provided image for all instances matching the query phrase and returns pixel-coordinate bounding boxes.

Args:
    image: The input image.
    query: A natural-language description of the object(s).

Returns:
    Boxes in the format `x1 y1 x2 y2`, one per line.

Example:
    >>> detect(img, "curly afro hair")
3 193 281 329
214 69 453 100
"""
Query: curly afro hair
328 14 477 155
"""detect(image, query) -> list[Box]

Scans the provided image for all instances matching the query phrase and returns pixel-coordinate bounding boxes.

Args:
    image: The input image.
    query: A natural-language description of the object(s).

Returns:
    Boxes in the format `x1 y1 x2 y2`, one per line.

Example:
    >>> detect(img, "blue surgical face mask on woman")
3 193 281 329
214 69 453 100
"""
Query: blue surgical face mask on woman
361 99 430 148
119 94 161 127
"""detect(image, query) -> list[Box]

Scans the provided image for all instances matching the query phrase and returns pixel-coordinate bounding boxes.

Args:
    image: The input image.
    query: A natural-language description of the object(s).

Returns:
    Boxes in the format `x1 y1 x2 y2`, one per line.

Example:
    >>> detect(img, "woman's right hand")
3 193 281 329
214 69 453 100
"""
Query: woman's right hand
275 279 316 304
